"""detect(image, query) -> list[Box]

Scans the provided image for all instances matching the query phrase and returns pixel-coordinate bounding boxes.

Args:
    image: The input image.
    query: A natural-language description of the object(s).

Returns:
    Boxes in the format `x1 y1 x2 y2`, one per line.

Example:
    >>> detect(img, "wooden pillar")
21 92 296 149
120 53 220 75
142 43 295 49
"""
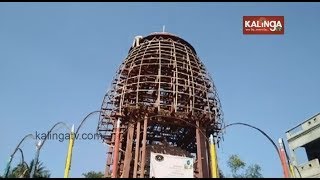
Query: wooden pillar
200 129 210 178
140 116 148 178
111 119 121 178
196 120 210 178
121 124 134 177
104 120 116 178
196 121 203 178
133 122 141 178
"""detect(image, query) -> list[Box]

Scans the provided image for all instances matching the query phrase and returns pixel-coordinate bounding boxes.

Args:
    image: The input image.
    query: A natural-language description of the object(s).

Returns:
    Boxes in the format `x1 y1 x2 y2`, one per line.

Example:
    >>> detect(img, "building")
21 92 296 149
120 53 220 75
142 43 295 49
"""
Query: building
286 113 320 178
97 32 224 178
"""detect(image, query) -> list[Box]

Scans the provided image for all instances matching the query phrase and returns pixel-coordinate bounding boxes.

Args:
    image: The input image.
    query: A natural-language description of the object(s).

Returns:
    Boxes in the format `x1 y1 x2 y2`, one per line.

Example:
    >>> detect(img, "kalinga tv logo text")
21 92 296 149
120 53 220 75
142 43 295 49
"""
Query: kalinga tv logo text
243 16 284 35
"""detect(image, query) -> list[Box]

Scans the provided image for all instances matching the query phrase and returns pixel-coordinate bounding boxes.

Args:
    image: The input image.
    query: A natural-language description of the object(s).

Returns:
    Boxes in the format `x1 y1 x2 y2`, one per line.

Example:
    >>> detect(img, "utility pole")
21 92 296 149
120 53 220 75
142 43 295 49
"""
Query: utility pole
30 140 42 178
278 138 290 178
209 134 219 178
64 125 75 178
4 156 13 178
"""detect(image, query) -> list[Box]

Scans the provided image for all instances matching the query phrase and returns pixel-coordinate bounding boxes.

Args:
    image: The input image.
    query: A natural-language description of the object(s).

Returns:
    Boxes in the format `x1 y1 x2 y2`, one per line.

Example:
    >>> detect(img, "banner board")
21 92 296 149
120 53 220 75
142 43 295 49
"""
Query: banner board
149 152 194 178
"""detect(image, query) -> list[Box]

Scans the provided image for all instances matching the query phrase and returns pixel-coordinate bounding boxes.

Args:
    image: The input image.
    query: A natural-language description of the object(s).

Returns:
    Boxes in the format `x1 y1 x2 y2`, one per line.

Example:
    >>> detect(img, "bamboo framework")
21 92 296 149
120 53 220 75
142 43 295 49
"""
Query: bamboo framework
97 32 224 178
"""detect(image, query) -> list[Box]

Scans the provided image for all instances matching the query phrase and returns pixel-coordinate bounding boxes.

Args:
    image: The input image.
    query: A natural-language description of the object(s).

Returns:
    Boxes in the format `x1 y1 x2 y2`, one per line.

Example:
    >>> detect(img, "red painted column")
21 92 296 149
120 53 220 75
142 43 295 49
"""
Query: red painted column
112 119 121 178
279 138 290 178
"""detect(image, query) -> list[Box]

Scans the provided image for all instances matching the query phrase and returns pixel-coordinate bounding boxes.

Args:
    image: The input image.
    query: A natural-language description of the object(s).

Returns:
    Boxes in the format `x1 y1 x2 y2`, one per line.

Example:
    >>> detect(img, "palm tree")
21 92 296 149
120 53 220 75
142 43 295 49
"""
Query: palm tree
8 160 50 178
7 162 29 178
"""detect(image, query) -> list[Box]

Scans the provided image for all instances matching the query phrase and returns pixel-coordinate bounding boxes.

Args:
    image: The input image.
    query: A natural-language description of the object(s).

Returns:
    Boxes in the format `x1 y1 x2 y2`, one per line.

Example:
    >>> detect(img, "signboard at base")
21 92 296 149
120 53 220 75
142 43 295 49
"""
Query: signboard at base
149 152 194 178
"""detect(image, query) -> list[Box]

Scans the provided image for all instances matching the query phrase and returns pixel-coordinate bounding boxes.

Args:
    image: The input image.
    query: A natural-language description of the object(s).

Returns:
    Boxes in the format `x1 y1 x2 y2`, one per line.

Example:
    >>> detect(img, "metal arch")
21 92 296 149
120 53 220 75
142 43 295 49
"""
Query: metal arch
216 122 304 178
218 122 281 159
29 122 70 178
39 122 70 150
75 110 102 135
4 133 35 178
17 148 25 165
216 122 295 178
292 164 302 178
10 134 35 159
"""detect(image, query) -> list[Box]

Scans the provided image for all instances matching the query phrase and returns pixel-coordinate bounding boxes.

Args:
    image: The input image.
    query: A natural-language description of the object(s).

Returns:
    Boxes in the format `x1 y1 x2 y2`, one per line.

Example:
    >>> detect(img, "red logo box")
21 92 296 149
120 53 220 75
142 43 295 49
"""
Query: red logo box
243 16 284 35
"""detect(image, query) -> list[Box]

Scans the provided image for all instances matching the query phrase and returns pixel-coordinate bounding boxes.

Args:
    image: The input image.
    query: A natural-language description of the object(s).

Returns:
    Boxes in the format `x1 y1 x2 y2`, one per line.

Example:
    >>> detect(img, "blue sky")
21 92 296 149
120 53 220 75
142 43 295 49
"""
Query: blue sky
0 2 319 178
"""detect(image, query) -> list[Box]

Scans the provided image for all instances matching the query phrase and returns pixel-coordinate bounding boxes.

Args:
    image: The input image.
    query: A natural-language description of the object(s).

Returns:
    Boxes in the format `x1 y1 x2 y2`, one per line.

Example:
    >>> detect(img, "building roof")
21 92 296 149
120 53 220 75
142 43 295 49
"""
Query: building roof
141 32 197 55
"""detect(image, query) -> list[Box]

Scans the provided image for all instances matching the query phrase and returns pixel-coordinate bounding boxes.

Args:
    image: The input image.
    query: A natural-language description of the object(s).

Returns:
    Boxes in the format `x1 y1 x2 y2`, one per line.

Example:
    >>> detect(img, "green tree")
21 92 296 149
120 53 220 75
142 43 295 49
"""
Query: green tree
245 164 263 178
82 171 104 178
226 154 263 178
219 168 225 178
228 154 246 178
7 160 50 178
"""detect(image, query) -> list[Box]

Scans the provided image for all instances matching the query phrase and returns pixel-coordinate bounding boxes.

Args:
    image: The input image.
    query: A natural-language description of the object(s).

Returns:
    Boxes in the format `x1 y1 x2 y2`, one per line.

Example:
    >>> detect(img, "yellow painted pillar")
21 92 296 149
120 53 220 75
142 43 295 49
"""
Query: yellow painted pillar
64 125 75 178
289 164 295 178
209 134 219 178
